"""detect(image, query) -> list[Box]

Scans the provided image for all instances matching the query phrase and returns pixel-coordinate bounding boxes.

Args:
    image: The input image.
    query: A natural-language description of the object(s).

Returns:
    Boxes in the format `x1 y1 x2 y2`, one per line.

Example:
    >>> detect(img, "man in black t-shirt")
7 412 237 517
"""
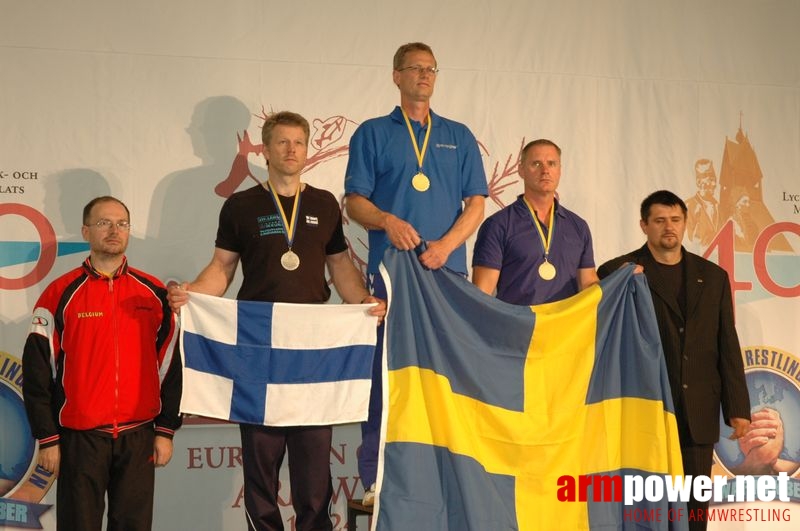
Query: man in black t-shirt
169 111 385 531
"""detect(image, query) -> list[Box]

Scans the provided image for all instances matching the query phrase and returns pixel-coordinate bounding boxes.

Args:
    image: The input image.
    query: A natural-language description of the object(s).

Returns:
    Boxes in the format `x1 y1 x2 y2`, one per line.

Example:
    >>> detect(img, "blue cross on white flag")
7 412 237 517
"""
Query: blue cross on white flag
179 292 377 426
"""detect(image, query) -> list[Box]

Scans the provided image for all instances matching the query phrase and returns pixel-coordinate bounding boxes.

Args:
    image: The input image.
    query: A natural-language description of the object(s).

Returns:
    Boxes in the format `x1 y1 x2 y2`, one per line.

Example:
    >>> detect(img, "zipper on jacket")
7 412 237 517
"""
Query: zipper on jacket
110 275 120 438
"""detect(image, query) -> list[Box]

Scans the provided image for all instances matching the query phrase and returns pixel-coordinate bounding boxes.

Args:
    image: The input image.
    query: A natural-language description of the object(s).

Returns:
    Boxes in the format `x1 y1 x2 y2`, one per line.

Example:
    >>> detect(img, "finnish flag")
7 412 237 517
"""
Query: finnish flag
180 292 377 426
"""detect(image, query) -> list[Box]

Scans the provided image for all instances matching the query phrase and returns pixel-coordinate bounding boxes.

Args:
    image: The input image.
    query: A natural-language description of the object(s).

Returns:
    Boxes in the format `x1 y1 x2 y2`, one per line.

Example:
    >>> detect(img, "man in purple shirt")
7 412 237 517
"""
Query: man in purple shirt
472 139 598 304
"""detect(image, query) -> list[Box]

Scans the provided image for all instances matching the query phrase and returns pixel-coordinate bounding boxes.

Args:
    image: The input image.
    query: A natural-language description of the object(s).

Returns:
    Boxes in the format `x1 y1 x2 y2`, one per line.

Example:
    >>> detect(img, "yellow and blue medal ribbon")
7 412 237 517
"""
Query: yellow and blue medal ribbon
523 198 557 280
266 181 302 271
401 109 432 192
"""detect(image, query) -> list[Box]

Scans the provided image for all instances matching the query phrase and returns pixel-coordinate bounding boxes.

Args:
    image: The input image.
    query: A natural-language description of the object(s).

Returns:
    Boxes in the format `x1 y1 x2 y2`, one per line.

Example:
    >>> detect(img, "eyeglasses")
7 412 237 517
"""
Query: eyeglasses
88 219 131 231
397 65 439 76
531 161 560 169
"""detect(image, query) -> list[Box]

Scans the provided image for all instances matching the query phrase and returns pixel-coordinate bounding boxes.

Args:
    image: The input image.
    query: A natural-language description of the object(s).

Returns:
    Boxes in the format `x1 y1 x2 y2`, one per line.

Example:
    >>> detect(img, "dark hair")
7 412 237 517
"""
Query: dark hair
393 42 435 71
520 139 562 162
82 196 130 225
261 111 310 146
640 190 688 221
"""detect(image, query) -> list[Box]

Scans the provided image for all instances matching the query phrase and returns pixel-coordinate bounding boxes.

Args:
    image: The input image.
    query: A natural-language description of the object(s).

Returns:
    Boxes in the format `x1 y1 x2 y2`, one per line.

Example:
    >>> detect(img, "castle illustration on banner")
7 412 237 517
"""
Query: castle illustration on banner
686 116 794 253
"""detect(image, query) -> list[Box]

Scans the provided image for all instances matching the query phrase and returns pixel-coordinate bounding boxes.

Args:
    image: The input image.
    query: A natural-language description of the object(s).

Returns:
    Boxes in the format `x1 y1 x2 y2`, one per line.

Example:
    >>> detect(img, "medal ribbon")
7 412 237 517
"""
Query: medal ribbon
266 181 301 250
401 108 432 173
523 198 555 262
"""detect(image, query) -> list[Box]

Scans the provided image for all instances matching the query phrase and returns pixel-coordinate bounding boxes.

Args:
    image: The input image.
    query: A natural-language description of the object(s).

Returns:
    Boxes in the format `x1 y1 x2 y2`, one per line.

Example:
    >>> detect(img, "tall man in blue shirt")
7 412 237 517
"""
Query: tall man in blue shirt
472 139 598 304
344 42 488 504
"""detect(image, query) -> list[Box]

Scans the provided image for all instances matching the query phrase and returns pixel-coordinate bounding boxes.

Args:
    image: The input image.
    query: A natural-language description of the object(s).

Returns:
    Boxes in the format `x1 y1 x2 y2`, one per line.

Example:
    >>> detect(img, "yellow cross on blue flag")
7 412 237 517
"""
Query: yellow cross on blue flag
375 249 686 530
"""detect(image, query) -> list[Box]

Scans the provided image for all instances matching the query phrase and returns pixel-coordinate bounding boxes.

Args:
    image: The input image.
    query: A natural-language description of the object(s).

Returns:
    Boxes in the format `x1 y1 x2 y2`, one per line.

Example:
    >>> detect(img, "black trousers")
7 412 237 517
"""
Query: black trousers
240 424 333 531
57 426 155 531
680 443 714 531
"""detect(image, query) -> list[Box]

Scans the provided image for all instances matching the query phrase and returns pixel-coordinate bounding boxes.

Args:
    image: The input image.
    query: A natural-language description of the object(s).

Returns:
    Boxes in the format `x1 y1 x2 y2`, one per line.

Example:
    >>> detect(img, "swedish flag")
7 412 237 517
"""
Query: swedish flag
375 249 685 530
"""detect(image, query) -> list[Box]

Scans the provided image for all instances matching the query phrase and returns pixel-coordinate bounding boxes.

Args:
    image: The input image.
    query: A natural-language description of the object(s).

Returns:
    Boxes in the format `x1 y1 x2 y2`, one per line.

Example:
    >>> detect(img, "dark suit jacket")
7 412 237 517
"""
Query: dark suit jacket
598 244 750 445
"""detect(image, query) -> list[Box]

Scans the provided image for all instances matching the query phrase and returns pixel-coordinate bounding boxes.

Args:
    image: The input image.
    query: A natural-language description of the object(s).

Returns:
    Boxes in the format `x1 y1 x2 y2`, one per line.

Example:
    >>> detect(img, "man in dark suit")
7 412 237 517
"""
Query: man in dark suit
598 190 750 531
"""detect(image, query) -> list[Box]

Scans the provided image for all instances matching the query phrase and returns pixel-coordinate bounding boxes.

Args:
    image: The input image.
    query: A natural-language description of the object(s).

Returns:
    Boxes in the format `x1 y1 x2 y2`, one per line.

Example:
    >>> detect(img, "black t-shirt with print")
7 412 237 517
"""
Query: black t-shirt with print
216 183 347 303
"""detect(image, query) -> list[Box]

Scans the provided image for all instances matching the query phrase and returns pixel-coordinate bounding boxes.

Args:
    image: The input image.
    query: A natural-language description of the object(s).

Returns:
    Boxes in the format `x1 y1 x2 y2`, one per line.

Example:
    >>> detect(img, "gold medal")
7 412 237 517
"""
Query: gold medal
280 250 300 271
401 109 433 194
538 261 556 281
412 172 430 192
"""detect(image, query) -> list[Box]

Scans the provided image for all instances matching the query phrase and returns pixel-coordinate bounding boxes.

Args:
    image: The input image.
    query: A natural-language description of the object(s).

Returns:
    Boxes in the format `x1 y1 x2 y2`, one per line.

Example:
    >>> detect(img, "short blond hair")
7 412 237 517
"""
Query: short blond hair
393 42 435 70
520 139 562 162
261 111 310 146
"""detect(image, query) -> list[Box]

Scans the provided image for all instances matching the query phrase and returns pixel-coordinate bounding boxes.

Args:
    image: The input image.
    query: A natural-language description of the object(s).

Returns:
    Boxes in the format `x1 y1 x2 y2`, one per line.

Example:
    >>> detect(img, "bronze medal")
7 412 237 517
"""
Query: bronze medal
538 261 556 281
523 198 558 283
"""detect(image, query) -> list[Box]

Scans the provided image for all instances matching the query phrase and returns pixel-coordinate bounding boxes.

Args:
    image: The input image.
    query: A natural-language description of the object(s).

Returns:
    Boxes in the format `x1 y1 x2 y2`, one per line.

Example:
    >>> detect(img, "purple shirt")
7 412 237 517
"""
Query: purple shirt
472 196 595 305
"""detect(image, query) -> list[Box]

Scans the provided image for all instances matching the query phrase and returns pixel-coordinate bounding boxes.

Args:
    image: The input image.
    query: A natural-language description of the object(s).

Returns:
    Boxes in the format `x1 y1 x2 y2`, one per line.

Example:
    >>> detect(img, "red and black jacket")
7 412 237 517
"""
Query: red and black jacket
22 257 181 447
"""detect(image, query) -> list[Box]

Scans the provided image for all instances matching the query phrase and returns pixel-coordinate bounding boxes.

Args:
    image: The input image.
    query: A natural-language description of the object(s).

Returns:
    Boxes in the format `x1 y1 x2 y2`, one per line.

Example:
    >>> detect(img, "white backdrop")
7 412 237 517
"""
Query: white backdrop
1 1 799 529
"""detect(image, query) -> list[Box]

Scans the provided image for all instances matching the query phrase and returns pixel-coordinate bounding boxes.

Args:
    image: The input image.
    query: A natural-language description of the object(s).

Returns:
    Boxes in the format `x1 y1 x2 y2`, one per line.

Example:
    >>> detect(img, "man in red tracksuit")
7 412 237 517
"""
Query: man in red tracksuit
22 195 182 531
